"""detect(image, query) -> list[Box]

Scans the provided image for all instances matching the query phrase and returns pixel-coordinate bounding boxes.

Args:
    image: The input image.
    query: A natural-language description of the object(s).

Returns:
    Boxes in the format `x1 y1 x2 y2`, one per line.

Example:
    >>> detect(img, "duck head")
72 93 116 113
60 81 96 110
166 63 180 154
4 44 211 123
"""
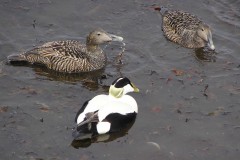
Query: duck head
109 77 139 98
197 24 215 50
87 29 123 45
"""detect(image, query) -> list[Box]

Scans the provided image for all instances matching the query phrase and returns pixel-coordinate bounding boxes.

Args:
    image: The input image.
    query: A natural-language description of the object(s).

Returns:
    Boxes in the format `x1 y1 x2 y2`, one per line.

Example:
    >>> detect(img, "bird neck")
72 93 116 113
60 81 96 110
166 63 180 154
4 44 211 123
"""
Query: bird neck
85 45 106 71
86 44 99 53
183 31 204 48
109 85 124 98
86 44 106 60
193 32 204 48
84 38 107 71
86 34 99 52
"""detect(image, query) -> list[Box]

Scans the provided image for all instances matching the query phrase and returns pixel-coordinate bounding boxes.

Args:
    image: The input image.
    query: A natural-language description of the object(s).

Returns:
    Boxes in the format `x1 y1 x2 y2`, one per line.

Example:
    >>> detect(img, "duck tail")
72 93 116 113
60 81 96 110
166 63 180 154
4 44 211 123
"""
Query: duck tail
153 5 168 15
7 54 26 62
72 123 96 140
72 128 93 140
159 6 169 15
72 129 83 139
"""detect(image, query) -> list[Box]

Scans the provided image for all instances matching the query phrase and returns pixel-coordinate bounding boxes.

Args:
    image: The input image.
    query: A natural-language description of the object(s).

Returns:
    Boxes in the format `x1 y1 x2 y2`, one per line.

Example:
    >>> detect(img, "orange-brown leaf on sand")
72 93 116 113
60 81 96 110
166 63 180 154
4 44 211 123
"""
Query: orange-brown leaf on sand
39 106 50 112
151 106 161 113
36 102 50 112
0 106 8 113
207 107 225 116
172 69 185 76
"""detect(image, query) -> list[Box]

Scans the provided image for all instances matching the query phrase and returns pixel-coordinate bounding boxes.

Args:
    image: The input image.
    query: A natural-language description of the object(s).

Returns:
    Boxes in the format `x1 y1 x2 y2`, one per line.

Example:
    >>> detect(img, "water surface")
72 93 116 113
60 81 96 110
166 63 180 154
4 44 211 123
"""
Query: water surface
0 0 240 160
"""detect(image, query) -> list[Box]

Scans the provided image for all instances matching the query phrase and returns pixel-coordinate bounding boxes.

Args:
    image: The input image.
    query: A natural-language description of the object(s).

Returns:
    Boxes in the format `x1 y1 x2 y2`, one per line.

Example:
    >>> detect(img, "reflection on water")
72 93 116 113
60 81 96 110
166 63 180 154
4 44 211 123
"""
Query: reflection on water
194 48 217 62
6 39 126 91
71 120 135 148
108 43 149 74
33 67 109 91
71 131 127 148
8 61 110 91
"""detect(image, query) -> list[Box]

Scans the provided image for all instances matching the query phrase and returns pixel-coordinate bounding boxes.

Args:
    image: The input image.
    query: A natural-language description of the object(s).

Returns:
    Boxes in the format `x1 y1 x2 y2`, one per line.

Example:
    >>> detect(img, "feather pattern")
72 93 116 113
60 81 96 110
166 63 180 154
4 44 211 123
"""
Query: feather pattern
161 9 215 49
7 29 123 73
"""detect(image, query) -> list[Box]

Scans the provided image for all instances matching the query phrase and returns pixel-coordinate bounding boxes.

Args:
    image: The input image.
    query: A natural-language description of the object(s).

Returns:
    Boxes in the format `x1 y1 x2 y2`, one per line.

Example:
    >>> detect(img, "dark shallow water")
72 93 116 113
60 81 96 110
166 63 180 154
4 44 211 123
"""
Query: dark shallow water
0 0 240 160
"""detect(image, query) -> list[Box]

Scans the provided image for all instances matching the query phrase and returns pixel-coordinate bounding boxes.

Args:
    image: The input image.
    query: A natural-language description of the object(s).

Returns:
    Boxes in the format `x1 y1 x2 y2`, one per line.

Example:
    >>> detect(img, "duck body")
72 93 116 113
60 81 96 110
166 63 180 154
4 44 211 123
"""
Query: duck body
161 9 215 50
73 77 139 139
7 29 123 73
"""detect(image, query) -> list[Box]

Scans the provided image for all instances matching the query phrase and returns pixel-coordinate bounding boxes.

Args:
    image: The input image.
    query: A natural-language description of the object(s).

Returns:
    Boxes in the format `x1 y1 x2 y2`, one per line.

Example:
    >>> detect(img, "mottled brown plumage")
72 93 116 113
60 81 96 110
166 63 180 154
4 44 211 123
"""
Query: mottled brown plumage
161 9 215 50
7 29 123 73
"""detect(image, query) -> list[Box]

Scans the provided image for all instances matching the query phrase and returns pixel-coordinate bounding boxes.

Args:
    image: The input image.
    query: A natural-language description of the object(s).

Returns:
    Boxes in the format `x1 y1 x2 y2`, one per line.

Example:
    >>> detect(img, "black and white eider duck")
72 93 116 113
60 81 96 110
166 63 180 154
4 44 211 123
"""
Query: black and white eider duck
72 77 139 140
7 29 123 73
158 7 215 50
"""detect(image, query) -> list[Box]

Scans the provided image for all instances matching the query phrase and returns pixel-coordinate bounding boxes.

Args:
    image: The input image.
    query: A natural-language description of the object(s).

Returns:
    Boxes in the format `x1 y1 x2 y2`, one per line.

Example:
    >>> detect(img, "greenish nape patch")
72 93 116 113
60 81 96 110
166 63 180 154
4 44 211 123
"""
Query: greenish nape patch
109 85 124 98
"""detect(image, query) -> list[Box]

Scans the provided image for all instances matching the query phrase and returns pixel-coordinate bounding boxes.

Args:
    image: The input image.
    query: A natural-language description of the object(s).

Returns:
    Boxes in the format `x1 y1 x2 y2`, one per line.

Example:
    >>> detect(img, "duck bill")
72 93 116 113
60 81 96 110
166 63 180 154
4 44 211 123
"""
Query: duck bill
131 83 140 93
207 33 215 50
108 33 124 42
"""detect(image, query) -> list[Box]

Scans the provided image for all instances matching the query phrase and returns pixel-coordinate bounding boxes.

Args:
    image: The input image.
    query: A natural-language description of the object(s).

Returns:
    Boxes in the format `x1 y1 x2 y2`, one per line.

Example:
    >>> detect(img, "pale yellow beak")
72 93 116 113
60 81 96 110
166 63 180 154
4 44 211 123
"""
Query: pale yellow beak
131 83 139 93
108 34 124 42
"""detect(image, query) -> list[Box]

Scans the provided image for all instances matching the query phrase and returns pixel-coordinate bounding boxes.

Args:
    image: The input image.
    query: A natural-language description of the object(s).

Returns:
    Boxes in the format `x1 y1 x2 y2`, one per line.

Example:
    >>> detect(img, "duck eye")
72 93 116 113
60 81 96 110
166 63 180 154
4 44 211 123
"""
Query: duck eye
201 28 204 31
97 33 101 36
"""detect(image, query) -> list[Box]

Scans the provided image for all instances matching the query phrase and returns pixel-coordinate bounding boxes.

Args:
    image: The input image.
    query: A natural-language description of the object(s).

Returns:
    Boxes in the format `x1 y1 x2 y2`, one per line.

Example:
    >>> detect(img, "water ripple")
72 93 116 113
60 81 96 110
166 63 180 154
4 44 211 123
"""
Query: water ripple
210 0 240 27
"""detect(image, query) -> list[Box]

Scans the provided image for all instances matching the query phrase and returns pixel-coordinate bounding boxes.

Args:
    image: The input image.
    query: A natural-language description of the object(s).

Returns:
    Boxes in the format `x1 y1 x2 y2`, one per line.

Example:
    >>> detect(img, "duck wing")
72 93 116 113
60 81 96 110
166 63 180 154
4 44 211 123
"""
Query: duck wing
72 111 99 140
77 111 99 127
75 95 109 123
26 40 88 59
74 99 91 123
164 10 201 33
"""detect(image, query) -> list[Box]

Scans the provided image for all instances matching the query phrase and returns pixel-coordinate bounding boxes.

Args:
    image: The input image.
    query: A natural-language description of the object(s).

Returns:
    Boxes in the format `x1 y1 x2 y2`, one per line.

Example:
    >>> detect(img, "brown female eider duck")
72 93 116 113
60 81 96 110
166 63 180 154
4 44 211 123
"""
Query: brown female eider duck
7 29 123 73
159 8 215 50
